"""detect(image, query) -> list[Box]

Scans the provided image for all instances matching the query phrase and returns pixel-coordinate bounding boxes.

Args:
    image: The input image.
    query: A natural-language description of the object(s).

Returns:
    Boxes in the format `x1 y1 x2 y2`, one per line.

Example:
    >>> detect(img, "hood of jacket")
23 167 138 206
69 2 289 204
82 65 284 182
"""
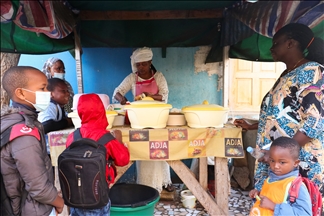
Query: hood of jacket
1 106 38 133
77 94 108 139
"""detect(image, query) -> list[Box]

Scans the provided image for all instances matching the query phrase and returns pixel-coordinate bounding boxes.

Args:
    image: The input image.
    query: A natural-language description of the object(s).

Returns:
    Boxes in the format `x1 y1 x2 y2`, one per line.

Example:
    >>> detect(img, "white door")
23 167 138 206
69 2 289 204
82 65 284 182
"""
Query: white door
228 59 285 118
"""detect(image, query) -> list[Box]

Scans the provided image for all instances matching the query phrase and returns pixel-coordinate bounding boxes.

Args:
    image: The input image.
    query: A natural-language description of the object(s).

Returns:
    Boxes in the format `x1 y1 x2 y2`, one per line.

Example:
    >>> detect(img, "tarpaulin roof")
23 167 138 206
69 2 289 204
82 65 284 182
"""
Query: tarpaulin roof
1 0 323 62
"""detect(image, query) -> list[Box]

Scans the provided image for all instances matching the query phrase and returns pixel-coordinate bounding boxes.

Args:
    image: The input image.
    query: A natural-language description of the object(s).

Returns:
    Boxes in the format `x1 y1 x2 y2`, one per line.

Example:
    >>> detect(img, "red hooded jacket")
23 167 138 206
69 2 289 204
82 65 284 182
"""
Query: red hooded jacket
66 93 130 185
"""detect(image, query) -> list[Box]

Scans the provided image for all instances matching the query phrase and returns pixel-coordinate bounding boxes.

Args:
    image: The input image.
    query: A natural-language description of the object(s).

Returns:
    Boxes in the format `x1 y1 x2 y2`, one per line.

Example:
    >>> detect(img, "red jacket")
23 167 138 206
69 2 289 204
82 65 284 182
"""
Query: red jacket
66 94 130 184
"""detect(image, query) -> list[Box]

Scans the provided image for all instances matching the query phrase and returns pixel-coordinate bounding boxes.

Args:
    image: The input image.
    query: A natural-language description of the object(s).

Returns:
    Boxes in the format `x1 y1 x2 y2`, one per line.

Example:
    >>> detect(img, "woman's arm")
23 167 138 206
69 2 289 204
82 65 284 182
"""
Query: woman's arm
293 131 312 147
294 76 324 147
143 92 163 101
114 92 128 105
112 73 134 104
234 119 259 130
42 118 69 134
153 72 169 102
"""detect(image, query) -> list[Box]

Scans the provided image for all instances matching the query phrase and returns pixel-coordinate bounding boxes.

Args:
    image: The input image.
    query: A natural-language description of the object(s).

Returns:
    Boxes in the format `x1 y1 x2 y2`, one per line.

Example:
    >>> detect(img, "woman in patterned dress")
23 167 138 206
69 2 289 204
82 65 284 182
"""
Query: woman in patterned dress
234 23 324 196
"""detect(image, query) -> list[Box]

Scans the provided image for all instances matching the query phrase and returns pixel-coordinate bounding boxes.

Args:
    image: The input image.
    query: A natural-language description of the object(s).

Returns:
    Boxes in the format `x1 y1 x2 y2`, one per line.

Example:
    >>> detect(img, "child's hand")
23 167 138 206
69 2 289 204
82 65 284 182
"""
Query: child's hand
249 189 260 199
259 195 276 211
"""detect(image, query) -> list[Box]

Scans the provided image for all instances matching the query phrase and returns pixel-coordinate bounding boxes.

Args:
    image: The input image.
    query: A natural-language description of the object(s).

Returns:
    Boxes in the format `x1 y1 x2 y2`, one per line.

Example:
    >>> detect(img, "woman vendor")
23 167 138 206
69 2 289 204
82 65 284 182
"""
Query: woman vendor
42 57 74 113
113 47 168 104
113 47 174 192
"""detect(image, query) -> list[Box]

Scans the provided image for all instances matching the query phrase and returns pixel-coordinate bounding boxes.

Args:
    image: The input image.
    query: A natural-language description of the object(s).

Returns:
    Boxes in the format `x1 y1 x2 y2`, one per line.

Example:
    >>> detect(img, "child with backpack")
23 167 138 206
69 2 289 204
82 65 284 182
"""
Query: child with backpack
1 66 64 215
63 93 130 216
38 78 73 154
249 137 318 216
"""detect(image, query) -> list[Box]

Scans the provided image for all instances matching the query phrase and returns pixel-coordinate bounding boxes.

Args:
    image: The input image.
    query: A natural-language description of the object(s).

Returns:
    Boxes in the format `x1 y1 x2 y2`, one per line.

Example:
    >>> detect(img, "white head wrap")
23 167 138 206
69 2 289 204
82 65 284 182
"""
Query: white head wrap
130 47 153 73
42 57 61 78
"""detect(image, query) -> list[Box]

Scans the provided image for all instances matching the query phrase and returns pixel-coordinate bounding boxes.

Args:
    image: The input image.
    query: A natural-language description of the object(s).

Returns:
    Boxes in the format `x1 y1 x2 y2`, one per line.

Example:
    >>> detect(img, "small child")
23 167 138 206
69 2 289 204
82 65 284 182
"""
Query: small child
38 78 73 155
249 137 312 216
65 93 130 216
1 66 64 215
38 78 73 134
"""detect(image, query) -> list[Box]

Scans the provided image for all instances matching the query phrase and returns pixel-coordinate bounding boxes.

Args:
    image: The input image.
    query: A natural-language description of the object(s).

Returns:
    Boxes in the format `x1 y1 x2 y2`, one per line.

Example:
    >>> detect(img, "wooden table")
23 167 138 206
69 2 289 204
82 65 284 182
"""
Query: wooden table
48 125 243 215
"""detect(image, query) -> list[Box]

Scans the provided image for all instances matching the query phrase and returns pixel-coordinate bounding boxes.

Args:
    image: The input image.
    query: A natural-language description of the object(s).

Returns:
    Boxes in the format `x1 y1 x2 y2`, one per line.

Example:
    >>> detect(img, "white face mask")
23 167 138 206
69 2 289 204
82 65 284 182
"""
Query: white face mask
53 72 65 80
22 89 51 111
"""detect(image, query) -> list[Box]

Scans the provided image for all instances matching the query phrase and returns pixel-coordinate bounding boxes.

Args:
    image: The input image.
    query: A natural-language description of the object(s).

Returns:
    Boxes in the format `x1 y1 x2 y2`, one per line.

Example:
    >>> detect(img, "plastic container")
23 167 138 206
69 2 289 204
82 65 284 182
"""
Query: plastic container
109 183 160 216
112 115 125 126
247 146 264 159
124 98 172 129
182 100 229 128
180 190 196 209
167 113 187 126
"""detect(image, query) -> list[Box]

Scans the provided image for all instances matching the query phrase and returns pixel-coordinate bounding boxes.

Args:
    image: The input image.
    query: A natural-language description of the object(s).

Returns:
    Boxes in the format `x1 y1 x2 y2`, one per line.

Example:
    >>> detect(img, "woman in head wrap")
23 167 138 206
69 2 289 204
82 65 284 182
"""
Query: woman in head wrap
234 23 324 199
42 57 74 113
113 47 174 193
113 47 169 104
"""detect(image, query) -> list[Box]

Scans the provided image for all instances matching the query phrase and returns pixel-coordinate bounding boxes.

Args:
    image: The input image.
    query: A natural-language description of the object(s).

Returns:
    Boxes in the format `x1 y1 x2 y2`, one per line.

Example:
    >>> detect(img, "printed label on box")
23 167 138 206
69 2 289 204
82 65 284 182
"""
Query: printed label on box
188 139 206 157
225 138 244 157
168 128 188 140
149 141 169 159
129 130 149 141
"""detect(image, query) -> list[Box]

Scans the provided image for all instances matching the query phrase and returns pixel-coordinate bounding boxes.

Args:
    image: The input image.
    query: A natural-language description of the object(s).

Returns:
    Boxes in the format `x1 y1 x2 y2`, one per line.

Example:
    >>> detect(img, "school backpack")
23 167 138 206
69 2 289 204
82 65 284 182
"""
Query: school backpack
58 129 115 209
1 123 37 216
288 175 323 216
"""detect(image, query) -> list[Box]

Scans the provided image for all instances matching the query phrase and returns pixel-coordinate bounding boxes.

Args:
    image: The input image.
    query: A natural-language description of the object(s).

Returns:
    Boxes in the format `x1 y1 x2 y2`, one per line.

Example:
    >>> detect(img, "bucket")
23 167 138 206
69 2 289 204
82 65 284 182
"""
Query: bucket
180 190 196 209
109 183 160 216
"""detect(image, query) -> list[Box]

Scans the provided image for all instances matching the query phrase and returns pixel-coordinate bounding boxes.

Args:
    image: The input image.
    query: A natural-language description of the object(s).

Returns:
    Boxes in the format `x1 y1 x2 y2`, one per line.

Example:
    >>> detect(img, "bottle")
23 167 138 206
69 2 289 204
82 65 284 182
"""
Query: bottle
246 146 264 159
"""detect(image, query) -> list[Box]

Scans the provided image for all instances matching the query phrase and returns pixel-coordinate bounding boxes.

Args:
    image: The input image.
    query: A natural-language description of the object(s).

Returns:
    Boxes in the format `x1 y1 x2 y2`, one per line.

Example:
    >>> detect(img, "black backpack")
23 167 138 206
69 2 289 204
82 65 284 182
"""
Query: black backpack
58 129 114 209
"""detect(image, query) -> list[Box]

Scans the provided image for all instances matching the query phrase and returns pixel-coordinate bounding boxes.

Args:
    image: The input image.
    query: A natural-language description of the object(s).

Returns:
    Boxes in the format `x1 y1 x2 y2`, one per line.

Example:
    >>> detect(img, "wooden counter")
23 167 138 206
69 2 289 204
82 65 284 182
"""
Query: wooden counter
48 125 243 215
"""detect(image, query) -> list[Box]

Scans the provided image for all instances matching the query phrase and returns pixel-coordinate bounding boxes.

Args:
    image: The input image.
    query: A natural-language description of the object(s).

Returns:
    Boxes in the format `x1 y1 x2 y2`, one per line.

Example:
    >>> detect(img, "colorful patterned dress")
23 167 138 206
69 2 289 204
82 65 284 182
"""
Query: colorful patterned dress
254 61 324 195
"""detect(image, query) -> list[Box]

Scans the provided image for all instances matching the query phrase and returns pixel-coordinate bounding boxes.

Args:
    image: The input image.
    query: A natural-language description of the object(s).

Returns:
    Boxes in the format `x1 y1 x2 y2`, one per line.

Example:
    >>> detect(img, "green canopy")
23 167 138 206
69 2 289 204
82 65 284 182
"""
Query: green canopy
1 1 323 62
229 20 324 61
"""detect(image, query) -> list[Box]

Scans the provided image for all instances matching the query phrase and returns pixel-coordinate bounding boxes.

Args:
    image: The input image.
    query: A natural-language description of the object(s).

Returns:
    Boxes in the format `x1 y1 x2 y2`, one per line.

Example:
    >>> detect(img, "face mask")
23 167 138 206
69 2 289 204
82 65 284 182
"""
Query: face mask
22 89 51 111
53 72 65 80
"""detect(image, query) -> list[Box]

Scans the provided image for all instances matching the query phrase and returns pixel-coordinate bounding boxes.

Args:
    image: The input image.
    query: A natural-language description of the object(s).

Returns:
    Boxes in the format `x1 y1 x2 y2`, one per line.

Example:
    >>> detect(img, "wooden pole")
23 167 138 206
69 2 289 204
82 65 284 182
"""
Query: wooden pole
73 28 83 94
1 52 21 108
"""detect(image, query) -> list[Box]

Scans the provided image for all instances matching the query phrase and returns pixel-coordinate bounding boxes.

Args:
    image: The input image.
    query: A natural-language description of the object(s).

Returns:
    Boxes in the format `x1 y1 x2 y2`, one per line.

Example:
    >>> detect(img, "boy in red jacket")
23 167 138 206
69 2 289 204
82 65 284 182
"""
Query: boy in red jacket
65 93 130 216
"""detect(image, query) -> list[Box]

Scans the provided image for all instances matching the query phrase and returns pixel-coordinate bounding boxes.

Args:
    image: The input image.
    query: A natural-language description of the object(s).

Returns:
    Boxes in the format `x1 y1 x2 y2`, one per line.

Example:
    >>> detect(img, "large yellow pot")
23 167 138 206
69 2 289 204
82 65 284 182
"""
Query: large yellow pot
182 101 229 128
124 98 172 129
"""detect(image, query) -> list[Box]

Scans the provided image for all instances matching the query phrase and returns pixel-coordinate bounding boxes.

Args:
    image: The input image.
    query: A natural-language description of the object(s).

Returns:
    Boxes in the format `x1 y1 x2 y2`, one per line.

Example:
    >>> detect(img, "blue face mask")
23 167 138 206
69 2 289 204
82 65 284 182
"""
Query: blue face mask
22 89 51 111
53 72 65 80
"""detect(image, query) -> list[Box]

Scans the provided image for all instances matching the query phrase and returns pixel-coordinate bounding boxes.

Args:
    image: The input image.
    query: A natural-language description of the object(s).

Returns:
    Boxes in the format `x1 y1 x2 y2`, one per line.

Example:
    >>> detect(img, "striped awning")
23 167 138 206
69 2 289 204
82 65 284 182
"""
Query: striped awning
221 0 324 47
12 0 76 39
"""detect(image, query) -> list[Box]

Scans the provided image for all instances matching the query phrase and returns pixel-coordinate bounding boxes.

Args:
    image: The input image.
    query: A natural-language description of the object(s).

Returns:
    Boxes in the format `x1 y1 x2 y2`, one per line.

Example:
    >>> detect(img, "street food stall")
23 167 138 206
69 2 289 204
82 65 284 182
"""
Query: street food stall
1 1 324 216
49 96 244 215
49 124 243 215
